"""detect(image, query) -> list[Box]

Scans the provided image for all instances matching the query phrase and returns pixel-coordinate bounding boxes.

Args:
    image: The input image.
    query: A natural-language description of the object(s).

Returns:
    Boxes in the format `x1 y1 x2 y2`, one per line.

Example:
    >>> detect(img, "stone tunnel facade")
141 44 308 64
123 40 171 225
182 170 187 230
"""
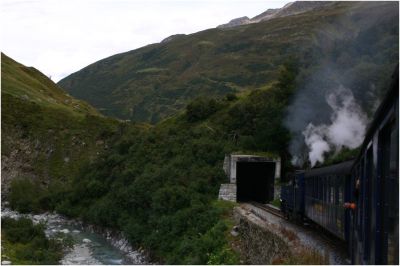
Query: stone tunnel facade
218 154 281 203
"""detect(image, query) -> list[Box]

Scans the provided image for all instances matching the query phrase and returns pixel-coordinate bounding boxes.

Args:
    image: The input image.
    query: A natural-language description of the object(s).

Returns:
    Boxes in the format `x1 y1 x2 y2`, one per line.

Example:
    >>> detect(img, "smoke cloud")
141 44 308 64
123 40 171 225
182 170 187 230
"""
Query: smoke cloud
302 87 368 166
284 2 398 167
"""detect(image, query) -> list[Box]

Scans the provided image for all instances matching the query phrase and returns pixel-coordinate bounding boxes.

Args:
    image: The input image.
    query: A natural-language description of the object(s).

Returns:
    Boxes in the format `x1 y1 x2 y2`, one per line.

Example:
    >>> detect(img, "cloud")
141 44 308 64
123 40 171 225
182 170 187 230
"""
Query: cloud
1 0 289 81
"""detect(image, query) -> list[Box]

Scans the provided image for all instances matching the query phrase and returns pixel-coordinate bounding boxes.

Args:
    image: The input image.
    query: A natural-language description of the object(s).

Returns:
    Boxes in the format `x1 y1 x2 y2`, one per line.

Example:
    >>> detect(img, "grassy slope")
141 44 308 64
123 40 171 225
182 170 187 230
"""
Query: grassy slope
1 53 121 208
58 1 398 123
1 53 99 116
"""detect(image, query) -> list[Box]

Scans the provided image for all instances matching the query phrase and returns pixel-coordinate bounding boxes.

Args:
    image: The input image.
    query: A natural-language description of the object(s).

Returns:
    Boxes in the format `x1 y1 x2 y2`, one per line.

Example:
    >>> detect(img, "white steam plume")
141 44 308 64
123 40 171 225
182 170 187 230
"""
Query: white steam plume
302 86 368 166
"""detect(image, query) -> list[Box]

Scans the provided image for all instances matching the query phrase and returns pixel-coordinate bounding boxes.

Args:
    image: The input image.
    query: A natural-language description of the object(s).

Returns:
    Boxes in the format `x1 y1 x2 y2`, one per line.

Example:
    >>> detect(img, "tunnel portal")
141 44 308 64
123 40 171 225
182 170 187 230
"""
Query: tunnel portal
236 161 276 203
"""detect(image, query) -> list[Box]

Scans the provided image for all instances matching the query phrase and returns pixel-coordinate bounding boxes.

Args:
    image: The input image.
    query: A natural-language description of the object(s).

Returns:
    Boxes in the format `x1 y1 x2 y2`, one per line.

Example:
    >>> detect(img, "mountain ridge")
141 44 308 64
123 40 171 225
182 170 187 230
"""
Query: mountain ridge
58 1 398 123
217 1 334 28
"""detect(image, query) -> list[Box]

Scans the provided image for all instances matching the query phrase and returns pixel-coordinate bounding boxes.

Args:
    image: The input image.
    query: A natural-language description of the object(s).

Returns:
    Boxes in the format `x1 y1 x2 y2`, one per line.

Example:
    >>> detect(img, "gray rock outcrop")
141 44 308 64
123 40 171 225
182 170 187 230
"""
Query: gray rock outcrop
217 1 334 28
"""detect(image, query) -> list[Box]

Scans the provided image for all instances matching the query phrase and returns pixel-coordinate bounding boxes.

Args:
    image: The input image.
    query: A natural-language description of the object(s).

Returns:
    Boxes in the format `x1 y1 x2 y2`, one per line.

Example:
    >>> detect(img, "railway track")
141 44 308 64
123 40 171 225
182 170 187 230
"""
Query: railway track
248 201 285 219
246 202 349 264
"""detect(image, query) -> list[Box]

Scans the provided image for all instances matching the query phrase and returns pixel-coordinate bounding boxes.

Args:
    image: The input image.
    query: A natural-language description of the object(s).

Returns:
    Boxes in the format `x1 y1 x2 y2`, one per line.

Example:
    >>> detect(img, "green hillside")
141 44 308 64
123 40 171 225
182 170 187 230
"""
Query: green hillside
3 51 301 264
36 62 298 264
58 1 398 123
2 53 99 116
1 53 121 210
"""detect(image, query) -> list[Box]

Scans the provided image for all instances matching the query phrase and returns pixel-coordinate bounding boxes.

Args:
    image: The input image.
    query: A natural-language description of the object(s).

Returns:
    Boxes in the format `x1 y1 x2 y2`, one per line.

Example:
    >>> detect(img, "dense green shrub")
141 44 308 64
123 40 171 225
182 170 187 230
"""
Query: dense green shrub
225 93 238 102
2 217 44 244
212 61 298 158
9 178 44 213
52 118 241 263
186 97 224 122
8 177 69 213
1 217 63 265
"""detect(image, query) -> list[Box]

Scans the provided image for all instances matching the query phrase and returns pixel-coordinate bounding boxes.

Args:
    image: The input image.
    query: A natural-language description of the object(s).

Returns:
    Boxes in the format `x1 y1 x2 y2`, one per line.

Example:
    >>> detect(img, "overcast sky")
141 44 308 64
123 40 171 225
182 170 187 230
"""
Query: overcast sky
1 0 290 81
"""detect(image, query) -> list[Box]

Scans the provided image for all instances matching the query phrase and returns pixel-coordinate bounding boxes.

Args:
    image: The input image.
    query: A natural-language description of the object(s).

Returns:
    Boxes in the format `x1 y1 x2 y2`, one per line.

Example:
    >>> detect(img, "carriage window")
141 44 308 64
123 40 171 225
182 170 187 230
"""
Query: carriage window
335 177 339 205
330 176 335 204
320 177 324 201
312 177 315 198
318 177 322 200
338 184 343 205
327 176 330 203
325 177 328 202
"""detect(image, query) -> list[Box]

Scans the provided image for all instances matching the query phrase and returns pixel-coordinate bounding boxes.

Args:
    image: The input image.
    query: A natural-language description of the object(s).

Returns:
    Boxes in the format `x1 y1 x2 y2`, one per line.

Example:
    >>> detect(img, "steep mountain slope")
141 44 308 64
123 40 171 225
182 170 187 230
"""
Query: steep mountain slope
1 53 120 205
58 1 398 124
2 53 100 115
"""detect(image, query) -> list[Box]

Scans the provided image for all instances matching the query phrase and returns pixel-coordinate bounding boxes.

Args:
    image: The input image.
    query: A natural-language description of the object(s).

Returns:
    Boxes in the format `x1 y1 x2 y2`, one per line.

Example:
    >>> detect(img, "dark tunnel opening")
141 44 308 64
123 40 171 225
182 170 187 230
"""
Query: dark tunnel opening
236 161 276 203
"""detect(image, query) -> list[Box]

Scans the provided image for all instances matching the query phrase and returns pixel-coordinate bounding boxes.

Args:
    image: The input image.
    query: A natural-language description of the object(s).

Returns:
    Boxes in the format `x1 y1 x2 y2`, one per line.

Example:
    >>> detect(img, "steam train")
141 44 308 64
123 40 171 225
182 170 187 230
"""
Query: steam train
280 68 398 264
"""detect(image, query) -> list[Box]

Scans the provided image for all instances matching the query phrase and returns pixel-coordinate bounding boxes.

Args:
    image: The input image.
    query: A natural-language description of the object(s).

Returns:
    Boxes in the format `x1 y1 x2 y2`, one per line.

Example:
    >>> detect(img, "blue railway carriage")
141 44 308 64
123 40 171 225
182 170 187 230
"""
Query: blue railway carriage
304 161 353 240
349 68 399 265
280 171 305 219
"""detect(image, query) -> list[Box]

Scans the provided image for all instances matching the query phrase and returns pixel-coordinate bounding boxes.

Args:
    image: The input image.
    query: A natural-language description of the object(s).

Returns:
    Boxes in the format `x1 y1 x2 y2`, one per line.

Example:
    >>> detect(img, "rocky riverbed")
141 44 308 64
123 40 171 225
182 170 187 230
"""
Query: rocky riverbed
1 206 148 265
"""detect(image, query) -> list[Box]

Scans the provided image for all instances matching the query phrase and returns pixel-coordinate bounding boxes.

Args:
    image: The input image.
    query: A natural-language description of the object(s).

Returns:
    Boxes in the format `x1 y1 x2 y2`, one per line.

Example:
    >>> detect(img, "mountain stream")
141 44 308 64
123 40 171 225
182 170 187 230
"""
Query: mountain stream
1 206 147 265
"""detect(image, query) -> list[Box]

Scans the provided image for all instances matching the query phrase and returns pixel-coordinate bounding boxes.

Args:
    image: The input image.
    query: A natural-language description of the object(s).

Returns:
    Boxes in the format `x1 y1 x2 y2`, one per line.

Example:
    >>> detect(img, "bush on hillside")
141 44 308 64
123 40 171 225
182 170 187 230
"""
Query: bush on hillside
186 97 223 122
1 217 63 265
9 178 44 213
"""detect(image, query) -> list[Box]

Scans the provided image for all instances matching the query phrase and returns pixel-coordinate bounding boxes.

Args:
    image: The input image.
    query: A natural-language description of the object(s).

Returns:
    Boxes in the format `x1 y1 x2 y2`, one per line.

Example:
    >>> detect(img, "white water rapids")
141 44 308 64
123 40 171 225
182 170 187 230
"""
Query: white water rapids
1 205 147 265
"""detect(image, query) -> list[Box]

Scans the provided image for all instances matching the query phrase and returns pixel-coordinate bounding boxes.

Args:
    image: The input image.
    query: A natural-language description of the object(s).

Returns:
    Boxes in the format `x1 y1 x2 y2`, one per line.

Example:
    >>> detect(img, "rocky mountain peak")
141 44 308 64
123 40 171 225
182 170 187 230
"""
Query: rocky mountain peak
217 1 334 29
217 16 251 29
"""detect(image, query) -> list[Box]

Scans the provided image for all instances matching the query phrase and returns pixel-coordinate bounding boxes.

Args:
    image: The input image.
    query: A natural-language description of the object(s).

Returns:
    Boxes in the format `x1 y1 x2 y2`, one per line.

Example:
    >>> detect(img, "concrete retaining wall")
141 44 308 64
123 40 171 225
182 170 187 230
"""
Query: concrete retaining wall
233 207 290 264
218 183 237 201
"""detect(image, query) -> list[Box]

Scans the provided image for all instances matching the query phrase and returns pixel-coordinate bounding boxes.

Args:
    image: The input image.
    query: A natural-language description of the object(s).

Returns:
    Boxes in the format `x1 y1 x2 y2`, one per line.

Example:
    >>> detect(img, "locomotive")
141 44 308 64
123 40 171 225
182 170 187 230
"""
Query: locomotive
281 67 398 264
